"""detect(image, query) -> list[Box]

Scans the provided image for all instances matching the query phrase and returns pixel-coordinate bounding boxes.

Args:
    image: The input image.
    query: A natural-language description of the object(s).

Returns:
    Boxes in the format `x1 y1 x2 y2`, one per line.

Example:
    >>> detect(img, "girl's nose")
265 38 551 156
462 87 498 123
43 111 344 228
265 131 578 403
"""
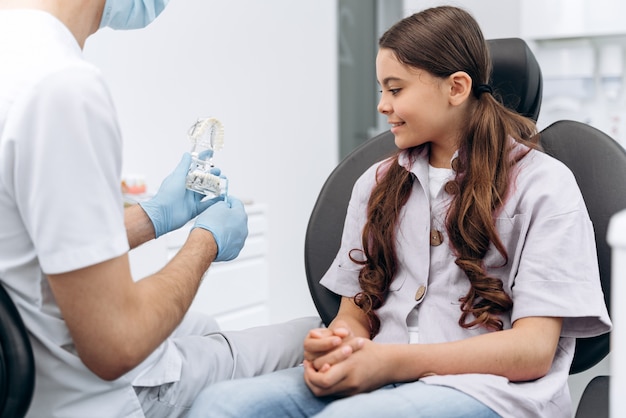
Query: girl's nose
377 97 390 115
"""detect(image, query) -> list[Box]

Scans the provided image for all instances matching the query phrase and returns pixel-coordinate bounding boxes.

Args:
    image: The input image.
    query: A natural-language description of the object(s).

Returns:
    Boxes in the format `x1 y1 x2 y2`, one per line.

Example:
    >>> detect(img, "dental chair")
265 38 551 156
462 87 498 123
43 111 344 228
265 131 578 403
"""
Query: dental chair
541 120 626 418
0 283 35 418
304 37 624 417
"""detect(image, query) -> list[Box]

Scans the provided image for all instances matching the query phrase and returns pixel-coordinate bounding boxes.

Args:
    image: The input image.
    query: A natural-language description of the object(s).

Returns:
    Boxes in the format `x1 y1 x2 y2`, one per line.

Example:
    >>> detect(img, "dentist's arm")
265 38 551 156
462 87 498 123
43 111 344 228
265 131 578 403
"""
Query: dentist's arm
125 203 157 249
47 197 247 381
46 151 246 381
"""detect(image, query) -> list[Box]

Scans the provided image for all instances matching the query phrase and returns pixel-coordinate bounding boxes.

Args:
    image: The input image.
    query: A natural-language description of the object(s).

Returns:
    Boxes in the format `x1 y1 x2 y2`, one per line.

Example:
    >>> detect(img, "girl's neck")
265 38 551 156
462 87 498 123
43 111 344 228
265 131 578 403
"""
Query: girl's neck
428 139 459 169
428 149 455 169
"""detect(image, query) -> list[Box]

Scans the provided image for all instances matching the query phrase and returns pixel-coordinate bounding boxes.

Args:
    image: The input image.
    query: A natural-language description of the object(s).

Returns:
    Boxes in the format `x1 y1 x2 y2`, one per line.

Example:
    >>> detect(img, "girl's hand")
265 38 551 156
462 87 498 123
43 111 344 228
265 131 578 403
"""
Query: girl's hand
303 320 365 371
303 339 388 397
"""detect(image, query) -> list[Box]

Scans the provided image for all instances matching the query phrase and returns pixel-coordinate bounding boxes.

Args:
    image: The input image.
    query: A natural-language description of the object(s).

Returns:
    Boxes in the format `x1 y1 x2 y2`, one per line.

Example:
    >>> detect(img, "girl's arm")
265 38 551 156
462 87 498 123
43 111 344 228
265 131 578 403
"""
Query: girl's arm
304 297 371 369
305 315 562 397
391 316 563 382
330 297 371 337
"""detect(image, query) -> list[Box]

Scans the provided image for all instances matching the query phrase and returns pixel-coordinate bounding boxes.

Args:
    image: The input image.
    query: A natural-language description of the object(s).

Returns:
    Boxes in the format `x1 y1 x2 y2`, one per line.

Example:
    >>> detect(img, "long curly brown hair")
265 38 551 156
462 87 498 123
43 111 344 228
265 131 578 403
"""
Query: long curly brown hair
352 6 539 338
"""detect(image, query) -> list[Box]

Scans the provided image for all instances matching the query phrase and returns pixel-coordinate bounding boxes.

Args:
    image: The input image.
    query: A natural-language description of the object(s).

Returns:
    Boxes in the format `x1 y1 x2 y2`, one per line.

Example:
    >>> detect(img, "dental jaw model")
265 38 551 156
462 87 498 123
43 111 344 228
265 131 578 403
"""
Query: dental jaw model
185 117 228 200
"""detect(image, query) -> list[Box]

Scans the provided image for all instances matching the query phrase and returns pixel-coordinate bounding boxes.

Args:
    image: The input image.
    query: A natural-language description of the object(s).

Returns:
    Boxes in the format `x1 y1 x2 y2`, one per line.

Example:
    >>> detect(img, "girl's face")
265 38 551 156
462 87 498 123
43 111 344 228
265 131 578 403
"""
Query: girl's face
376 48 462 167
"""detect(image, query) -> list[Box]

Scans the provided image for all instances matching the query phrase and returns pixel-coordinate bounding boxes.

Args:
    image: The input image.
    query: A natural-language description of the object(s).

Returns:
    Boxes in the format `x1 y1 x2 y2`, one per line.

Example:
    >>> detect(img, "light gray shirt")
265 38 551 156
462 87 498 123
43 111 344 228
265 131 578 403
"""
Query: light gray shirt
321 144 611 417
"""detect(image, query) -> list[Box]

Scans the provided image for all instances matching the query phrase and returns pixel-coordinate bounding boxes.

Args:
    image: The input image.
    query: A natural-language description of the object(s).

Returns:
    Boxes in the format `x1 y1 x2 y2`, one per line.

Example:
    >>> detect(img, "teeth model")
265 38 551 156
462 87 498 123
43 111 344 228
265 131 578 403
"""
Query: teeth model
186 168 223 192
185 117 228 198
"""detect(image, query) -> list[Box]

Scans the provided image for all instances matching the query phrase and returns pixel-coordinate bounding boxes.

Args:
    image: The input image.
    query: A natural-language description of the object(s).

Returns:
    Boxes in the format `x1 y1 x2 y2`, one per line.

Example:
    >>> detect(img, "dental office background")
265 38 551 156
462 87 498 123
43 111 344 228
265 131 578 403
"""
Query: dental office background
84 0 623 414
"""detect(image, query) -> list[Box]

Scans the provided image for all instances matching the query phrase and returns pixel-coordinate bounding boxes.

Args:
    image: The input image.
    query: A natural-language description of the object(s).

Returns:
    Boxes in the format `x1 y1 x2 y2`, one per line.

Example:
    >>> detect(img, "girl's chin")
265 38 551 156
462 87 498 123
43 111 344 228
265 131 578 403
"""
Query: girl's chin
393 135 418 150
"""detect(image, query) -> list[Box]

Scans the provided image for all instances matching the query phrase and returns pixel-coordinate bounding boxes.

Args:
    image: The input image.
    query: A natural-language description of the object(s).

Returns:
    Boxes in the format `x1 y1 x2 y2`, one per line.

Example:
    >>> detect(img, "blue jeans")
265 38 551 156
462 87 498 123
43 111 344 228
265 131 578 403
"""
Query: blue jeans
188 366 501 418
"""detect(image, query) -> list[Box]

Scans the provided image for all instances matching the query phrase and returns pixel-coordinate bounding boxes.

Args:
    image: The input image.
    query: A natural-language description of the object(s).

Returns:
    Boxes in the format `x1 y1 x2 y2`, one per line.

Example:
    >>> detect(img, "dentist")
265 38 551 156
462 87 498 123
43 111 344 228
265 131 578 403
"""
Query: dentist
0 1 320 417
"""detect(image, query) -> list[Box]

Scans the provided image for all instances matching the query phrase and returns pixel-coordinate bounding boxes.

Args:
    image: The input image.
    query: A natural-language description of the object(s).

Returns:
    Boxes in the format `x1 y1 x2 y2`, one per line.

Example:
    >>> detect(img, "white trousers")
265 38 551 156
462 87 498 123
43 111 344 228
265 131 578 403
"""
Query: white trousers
134 312 322 418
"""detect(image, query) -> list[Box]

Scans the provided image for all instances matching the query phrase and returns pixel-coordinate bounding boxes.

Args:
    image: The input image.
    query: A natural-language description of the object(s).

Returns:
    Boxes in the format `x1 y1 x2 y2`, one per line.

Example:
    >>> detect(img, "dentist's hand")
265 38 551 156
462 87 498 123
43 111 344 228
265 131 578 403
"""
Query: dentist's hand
193 197 248 262
140 152 219 238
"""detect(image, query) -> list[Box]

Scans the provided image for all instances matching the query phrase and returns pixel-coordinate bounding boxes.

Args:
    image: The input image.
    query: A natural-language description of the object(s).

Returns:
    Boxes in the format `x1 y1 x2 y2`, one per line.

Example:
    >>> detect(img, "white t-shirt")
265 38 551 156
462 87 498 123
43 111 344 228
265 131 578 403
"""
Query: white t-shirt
0 10 160 417
406 164 454 344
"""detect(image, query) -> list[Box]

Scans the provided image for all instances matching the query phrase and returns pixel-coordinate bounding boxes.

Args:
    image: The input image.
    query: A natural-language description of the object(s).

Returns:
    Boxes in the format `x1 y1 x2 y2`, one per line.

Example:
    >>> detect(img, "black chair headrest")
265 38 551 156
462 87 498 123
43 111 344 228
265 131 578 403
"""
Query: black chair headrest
487 38 543 121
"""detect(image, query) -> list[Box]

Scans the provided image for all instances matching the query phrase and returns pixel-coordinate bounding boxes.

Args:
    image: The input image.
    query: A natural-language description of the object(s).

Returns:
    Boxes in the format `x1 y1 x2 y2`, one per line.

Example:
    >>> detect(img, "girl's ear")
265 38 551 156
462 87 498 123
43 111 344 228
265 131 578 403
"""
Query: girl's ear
447 71 472 106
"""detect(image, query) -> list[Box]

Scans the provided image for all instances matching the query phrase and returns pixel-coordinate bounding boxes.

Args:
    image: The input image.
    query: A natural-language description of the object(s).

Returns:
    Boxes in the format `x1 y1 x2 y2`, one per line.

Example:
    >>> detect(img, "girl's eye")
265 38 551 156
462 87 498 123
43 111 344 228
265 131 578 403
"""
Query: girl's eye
378 88 401 96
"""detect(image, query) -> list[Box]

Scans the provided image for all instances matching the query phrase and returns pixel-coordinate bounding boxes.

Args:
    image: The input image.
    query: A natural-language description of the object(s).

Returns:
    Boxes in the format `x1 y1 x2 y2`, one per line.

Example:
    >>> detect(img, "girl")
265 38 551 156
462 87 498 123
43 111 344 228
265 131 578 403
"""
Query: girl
188 6 611 418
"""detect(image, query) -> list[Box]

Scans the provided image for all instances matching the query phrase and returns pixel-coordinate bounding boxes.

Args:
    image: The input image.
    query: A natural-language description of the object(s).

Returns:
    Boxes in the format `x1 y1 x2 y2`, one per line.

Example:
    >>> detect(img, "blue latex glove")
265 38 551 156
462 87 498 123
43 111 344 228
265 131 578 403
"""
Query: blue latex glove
193 196 248 262
140 152 221 238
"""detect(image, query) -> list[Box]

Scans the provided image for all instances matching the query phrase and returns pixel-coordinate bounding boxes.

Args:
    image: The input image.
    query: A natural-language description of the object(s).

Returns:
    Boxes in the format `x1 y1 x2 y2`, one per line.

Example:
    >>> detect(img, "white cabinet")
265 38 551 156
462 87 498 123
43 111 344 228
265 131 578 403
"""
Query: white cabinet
521 0 626 40
129 203 270 330
520 0 626 144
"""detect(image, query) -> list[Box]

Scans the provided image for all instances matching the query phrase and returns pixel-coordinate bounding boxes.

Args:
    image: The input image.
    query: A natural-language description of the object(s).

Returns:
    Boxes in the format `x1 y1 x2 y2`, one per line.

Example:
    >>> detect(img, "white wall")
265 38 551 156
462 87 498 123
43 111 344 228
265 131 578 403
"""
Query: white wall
402 0 522 39
84 0 337 323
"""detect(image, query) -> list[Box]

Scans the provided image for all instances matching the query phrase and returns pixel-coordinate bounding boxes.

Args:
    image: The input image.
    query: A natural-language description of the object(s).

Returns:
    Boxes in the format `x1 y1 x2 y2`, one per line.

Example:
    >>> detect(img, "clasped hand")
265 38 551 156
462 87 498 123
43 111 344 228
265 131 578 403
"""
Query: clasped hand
302 320 388 398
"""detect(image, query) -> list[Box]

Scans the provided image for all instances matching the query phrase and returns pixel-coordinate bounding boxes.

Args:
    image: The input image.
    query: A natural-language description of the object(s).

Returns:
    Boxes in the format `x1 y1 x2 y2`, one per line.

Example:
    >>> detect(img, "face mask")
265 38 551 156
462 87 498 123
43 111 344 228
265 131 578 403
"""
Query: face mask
100 0 170 30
